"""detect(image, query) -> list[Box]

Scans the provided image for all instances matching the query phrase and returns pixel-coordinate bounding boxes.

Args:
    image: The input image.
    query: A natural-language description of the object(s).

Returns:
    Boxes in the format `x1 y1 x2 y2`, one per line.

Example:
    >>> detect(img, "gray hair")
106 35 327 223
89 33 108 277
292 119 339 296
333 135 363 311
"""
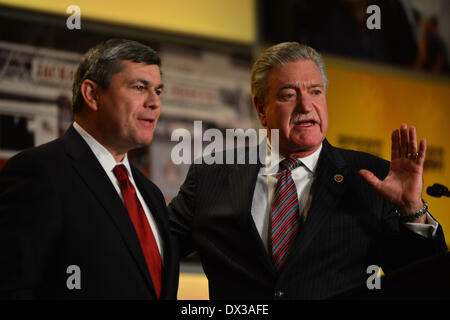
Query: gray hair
72 39 161 114
250 42 328 101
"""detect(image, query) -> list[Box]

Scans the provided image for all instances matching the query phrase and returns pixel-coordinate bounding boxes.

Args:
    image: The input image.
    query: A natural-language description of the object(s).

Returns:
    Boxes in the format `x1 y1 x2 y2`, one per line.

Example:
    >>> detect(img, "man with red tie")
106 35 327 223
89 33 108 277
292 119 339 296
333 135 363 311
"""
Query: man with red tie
0 39 179 299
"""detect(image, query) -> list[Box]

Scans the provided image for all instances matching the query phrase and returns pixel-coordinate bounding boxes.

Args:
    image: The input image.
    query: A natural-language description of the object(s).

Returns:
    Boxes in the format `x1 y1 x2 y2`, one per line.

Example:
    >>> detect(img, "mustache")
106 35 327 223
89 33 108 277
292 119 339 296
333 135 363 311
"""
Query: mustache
290 113 320 124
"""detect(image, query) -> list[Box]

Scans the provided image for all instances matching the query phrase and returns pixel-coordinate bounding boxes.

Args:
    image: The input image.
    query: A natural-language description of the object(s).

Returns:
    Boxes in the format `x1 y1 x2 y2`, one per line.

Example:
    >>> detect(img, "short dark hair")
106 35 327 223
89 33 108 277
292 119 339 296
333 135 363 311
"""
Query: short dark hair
72 39 161 114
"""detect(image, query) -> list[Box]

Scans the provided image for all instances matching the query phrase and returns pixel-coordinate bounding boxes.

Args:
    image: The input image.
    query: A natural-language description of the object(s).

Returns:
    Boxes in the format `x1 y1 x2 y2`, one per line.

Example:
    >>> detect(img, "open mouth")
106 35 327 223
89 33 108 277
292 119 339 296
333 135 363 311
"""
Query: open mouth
138 118 156 127
293 119 316 127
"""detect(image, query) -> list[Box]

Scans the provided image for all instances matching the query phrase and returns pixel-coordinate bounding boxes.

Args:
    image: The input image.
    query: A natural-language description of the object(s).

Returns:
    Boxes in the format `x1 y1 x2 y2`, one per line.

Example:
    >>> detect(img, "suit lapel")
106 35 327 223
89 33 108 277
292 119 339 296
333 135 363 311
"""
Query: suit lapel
62 126 156 296
280 140 349 274
227 162 276 276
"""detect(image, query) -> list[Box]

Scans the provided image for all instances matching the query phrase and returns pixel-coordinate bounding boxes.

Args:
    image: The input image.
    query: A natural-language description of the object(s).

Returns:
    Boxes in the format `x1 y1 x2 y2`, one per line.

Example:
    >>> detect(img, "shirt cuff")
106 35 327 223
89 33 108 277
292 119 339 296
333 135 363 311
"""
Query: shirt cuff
403 212 438 239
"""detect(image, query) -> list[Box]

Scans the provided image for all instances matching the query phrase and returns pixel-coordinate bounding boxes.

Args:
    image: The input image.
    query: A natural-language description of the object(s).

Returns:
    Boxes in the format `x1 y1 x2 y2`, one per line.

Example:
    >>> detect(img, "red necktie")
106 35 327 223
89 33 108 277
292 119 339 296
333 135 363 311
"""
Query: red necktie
113 164 162 298
271 158 302 270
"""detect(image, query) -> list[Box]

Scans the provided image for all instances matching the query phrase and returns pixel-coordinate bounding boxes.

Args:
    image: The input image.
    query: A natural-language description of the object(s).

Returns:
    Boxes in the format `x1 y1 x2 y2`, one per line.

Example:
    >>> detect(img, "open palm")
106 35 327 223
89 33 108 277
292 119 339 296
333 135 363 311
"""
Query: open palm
359 124 426 215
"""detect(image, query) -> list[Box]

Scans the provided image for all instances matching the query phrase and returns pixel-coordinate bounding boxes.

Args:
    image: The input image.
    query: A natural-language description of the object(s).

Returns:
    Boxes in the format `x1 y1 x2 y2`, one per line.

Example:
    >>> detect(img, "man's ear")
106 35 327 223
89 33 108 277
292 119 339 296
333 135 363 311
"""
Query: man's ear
80 79 100 112
253 96 267 127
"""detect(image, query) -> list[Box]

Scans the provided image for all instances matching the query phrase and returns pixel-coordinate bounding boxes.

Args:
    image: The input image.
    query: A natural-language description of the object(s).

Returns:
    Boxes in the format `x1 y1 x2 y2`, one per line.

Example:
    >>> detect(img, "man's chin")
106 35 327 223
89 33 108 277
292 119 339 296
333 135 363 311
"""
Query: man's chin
133 135 154 149
139 138 154 148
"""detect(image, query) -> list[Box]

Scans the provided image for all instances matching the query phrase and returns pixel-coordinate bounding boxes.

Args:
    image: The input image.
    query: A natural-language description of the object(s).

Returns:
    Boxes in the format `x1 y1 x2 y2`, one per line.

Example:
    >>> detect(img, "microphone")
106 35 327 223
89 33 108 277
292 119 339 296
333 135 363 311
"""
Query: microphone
426 183 450 198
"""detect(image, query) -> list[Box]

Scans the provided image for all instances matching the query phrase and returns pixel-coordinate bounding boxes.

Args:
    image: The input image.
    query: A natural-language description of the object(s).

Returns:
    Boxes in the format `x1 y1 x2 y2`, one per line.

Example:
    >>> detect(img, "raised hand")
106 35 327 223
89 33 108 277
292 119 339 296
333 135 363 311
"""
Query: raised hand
358 124 426 223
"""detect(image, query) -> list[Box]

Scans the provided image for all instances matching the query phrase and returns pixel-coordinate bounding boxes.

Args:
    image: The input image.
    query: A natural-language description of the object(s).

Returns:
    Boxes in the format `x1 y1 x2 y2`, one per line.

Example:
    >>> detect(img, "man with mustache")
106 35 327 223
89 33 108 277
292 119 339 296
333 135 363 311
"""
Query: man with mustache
169 42 447 299
0 39 179 299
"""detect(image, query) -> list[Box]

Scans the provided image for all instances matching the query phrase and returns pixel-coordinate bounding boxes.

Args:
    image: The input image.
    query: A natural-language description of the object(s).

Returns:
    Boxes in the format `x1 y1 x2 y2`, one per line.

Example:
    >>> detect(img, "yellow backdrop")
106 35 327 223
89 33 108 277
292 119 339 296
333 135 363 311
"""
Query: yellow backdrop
325 56 450 240
0 0 255 44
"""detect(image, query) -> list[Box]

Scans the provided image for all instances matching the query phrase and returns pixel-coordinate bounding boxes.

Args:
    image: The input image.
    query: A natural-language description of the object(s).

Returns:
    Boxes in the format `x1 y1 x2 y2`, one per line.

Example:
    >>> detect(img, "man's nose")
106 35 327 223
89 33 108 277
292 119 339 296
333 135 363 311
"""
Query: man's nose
295 93 313 113
145 90 162 110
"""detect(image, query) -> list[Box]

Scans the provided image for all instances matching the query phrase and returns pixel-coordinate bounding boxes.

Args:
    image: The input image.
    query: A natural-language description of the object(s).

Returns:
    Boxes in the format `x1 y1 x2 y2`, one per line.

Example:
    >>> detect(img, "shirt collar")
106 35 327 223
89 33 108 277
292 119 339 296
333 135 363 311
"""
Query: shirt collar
263 138 322 175
73 121 132 177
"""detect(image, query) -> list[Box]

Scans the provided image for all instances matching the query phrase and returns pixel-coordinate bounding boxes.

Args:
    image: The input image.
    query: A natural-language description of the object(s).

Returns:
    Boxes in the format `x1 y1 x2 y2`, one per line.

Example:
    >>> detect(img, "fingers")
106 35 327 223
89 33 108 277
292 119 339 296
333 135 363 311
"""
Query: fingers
408 126 418 156
400 123 409 157
391 129 400 161
358 169 382 193
392 123 424 162
418 138 427 165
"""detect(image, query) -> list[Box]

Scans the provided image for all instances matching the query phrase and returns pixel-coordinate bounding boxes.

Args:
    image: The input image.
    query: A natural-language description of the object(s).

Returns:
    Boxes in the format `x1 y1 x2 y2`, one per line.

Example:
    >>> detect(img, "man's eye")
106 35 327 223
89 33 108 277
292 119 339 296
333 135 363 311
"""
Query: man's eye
134 85 145 91
280 92 296 100
155 88 163 96
312 90 322 95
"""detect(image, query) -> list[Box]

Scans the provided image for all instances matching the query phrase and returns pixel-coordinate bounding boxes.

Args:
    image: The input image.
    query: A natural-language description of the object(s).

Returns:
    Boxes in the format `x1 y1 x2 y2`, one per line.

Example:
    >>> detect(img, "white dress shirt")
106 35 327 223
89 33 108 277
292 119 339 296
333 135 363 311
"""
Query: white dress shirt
251 141 438 252
73 122 164 261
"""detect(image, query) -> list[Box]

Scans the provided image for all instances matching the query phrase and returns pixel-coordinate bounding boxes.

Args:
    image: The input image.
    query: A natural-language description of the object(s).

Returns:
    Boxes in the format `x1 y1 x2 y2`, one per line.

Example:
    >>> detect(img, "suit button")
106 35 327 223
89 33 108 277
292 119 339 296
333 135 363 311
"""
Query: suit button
274 290 285 298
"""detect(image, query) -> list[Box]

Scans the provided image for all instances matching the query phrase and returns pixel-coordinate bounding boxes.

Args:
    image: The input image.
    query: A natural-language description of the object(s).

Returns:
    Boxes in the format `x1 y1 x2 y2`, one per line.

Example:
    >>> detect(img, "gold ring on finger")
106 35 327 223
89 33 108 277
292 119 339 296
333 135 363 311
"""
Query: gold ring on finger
407 152 419 160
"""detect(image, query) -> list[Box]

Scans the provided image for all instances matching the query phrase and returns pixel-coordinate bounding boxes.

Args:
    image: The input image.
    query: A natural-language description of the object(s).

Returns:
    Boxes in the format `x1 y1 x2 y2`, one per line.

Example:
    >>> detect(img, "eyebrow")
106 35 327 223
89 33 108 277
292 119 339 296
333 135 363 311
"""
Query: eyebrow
279 83 323 89
279 84 297 90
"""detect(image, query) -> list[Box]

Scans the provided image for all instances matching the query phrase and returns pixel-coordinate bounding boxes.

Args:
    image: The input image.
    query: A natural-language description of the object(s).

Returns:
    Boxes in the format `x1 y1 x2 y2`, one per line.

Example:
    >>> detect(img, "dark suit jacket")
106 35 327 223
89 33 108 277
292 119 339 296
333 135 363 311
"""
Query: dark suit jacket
0 126 179 299
169 139 447 299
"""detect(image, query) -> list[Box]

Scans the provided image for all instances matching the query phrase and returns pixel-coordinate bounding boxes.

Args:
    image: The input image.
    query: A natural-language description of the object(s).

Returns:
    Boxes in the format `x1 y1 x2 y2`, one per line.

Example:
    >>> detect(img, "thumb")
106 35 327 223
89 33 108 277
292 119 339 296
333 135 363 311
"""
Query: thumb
358 169 383 193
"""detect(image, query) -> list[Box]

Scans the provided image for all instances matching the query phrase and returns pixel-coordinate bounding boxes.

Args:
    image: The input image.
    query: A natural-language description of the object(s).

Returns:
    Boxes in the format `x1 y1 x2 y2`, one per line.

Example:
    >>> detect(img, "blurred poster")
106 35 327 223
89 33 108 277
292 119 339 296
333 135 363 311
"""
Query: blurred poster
160 44 254 130
151 117 192 203
0 41 80 167
0 99 58 159
0 41 80 98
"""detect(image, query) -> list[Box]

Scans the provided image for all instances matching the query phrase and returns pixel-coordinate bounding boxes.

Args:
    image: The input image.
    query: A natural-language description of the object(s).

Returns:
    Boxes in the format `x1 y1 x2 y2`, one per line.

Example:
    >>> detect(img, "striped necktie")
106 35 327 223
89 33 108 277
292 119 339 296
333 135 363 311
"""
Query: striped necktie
270 158 302 271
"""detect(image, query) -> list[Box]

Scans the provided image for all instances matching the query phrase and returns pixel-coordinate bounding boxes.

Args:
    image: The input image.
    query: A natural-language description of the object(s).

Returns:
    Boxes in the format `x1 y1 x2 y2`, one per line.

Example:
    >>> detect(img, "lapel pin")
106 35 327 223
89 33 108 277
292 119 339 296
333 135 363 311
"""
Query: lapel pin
334 174 344 182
